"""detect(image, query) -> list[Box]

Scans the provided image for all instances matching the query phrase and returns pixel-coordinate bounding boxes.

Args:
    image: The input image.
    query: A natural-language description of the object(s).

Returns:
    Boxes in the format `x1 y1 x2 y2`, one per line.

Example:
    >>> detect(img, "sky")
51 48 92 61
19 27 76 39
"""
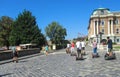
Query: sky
0 0 120 40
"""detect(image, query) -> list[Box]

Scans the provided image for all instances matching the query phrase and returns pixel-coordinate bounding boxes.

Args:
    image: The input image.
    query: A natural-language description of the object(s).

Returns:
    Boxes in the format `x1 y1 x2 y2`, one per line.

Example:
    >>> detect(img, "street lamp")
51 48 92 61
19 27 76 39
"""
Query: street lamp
96 34 98 43
99 32 103 43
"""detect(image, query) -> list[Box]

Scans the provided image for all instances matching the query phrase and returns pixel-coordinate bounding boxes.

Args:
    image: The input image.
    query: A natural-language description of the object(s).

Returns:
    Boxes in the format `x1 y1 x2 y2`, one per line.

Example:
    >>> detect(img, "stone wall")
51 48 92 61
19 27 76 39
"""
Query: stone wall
0 48 40 61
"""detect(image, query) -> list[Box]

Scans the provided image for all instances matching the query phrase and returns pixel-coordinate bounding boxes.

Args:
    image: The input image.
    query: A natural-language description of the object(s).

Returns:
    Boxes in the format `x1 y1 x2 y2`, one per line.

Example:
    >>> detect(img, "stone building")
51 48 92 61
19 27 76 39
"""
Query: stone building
88 8 120 44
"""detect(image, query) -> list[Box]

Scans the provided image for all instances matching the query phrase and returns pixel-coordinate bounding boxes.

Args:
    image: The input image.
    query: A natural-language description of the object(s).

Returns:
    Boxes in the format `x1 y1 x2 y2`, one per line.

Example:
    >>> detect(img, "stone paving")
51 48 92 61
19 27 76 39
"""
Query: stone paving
0 46 120 77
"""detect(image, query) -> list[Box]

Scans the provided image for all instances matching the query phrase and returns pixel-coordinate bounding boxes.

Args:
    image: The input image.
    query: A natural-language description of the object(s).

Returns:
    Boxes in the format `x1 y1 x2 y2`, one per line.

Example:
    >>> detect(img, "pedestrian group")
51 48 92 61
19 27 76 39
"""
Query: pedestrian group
66 36 116 60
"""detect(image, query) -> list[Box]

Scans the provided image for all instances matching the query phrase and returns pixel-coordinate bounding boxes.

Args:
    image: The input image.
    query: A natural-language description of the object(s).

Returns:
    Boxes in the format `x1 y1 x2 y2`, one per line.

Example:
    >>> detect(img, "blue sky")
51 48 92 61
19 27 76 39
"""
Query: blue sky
0 0 120 40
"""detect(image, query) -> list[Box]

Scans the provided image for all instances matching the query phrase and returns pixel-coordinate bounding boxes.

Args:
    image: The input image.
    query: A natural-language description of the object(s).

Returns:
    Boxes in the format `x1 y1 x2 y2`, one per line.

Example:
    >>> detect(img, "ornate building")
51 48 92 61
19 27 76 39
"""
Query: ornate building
88 8 120 44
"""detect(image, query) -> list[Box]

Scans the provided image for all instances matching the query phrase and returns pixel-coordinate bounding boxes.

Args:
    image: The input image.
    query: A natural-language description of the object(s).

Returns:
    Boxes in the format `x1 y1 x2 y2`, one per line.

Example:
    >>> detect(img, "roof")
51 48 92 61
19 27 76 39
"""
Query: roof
92 8 110 15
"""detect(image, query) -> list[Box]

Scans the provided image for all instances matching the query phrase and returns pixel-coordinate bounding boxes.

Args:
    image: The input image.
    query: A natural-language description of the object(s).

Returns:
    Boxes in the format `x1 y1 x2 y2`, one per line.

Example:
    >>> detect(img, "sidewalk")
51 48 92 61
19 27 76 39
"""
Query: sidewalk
0 53 42 65
0 49 65 65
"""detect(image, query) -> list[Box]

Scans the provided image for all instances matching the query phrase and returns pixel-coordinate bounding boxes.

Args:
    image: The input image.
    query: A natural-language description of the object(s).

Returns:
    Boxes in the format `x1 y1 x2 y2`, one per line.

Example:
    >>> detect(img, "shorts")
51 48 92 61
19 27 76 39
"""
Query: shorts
77 48 81 53
82 47 85 50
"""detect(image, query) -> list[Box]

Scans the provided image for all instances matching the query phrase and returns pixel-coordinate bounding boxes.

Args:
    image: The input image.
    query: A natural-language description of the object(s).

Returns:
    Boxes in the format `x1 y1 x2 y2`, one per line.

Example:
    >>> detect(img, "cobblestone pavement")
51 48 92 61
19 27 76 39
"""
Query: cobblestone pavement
0 46 120 77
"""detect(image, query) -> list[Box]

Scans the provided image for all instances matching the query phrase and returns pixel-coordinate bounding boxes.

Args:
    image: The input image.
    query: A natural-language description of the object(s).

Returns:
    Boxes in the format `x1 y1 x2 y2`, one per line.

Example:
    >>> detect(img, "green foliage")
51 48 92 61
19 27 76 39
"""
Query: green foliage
0 16 14 49
113 45 120 51
45 22 67 45
9 10 46 46
112 42 117 45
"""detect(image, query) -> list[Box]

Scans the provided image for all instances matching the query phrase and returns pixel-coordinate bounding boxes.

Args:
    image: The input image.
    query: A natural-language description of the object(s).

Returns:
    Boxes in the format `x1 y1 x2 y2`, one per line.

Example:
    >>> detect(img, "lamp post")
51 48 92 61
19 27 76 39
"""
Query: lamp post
96 34 98 43
99 32 103 43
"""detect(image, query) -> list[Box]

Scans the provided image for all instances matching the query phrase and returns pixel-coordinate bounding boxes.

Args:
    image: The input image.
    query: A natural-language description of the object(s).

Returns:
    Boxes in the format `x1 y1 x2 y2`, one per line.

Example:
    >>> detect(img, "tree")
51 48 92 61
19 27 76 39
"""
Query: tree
9 10 46 47
45 22 67 45
0 16 14 49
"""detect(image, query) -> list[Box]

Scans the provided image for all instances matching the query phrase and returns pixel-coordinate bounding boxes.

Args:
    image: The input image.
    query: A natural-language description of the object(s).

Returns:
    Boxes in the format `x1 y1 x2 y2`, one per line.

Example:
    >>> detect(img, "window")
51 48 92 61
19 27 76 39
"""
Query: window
115 19 119 25
101 10 104 15
102 29 104 34
117 39 119 42
101 20 104 26
116 28 119 34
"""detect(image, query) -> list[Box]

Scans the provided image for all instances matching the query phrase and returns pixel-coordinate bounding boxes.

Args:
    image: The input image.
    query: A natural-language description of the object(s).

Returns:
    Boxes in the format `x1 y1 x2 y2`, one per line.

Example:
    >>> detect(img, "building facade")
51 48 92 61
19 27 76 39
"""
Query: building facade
88 8 120 44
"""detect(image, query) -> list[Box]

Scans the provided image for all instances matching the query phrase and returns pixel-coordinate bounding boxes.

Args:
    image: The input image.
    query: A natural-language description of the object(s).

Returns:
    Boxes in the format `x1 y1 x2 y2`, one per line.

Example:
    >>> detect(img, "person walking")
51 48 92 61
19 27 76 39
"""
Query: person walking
70 42 76 56
92 40 97 58
66 43 71 53
12 46 18 63
81 39 86 55
107 37 113 56
45 44 49 56
76 39 82 58
71 42 75 53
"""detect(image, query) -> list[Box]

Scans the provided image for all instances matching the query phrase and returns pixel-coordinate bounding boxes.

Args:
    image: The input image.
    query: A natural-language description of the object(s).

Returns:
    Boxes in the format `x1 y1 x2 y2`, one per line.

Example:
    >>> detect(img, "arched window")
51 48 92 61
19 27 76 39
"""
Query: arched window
117 39 119 42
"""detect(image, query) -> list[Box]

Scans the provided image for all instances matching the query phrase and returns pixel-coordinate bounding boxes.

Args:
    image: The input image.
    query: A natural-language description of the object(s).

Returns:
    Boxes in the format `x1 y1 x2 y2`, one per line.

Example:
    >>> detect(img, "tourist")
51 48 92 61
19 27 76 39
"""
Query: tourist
81 39 86 55
12 46 18 63
71 42 75 53
92 40 97 57
107 37 113 56
76 39 82 58
45 44 49 55
66 43 71 53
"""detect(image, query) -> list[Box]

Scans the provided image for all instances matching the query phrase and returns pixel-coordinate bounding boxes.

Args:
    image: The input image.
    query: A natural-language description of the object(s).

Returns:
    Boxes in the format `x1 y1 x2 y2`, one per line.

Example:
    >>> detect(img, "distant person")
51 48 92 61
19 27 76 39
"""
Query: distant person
66 43 71 53
67 43 71 49
45 44 49 55
71 42 75 53
81 39 86 55
92 40 97 56
76 39 82 58
12 46 18 63
107 37 113 56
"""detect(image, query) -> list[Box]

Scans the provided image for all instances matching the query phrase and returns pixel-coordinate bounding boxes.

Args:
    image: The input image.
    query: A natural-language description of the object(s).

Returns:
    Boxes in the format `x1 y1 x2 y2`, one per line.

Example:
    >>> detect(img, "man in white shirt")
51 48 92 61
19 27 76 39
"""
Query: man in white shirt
76 39 82 58
81 39 86 55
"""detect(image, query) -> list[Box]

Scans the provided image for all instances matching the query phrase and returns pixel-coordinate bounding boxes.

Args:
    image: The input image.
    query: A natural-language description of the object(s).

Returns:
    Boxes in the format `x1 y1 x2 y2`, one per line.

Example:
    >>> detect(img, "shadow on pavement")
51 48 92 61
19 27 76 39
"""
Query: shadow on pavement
19 60 28 63
0 73 13 77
